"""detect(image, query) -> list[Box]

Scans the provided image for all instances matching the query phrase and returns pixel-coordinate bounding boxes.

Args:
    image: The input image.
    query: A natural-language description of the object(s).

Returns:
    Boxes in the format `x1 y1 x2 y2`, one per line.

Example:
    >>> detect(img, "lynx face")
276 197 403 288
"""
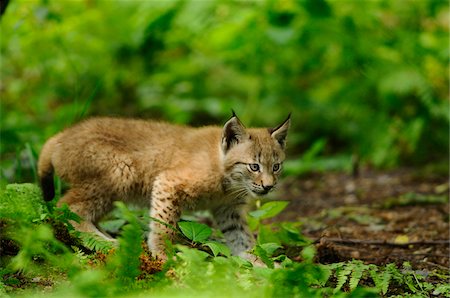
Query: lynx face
221 115 290 198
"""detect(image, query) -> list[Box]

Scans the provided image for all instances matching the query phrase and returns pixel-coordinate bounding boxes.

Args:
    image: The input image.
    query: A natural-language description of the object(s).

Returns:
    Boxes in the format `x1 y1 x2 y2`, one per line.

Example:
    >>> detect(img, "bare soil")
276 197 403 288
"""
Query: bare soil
274 169 450 271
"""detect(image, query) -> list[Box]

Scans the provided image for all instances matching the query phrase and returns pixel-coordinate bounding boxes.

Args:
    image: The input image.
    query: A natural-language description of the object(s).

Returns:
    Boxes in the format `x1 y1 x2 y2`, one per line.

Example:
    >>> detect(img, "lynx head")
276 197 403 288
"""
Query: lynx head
221 112 290 198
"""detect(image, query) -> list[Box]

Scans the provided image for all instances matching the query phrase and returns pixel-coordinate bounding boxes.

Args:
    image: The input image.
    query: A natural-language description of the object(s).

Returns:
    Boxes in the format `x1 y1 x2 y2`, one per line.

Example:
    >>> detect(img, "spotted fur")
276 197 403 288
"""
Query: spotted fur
38 114 290 261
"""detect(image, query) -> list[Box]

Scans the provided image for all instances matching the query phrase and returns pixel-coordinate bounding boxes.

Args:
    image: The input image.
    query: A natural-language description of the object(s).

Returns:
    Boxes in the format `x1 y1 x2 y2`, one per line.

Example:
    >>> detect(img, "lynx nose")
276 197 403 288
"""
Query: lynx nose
263 185 273 192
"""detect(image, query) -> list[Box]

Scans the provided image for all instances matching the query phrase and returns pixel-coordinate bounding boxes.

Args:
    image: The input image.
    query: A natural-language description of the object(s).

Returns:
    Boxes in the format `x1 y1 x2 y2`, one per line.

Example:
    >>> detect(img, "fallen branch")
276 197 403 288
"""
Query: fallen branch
315 237 450 247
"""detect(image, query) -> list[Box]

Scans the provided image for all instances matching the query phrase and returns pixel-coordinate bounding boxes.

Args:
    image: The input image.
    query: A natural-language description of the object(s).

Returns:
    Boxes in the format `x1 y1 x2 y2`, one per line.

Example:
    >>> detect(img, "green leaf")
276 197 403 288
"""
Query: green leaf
301 245 316 263
176 245 210 262
204 241 231 257
248 201 289 220
260 243 281 256
253 245 274 269
257 224 281 245
247 215 259 231
178 221 212 243
279 222 311 246
433 283 450 296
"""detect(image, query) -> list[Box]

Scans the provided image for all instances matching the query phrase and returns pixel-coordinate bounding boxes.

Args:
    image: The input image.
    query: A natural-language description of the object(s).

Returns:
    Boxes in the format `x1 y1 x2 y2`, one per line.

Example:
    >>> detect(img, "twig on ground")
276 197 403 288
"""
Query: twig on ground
315 237 450 247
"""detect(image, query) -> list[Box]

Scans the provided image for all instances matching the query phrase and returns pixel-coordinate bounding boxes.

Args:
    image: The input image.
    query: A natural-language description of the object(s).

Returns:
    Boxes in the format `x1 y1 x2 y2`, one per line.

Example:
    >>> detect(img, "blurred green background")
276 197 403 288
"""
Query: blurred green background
1 0 448 184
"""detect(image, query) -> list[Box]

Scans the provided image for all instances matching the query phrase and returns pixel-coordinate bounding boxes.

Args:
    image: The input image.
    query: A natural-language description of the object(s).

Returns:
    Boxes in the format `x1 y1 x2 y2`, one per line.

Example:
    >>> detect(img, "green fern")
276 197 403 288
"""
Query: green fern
328 260 415 295
369 265 386 295
79 233 114 254
110 202 143 287
378 263 396 295
331 260 383 294
401 262 421 293
348 260 369 291
72 246 90 266
334 262 353 292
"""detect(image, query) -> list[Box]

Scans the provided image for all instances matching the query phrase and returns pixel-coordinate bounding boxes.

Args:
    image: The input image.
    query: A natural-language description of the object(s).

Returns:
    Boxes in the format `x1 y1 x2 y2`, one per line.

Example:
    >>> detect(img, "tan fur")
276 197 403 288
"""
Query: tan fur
38 115 290 260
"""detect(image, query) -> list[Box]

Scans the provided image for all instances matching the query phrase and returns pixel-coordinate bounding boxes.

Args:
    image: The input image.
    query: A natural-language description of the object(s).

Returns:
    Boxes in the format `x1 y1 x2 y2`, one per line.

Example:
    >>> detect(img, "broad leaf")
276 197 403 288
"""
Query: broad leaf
204 241 231 257
260 243 282 256
178 221 212 243
249 201 289 220
253 245 274 269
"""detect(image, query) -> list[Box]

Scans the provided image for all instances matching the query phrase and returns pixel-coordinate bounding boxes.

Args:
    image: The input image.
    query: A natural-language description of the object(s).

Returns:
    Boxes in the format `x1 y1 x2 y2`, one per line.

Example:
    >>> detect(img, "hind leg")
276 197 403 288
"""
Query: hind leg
58 186 115 241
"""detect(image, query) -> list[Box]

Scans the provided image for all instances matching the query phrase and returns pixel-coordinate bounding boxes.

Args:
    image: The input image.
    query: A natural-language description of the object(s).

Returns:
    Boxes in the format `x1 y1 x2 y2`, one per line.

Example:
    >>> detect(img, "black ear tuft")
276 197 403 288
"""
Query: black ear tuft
221 114 247 152
270 113 291 149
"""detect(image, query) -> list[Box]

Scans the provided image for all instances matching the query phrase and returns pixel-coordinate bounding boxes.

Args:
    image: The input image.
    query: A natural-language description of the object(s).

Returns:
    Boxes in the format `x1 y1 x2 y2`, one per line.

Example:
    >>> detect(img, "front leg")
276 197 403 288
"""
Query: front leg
148 179 181 261
213 203 255 258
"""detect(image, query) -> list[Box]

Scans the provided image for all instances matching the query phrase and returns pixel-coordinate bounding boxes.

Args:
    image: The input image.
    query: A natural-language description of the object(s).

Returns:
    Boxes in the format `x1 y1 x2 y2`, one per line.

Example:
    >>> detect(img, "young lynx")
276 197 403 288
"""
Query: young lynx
38 112 290 261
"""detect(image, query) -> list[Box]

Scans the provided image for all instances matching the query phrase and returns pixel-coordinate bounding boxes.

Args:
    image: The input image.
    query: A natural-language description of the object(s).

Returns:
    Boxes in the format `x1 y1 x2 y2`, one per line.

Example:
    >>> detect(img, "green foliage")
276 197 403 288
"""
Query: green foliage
249 201 289 220
0 184 47 222
382 192 449 208
284 139 353 175
10 224 73 274
164 245 267 297
178 221 212 243
254 245 275 269
0 184 79 278
369 263 398 295
332 260 372 293
248 200 289 230
1 183 449 297
178 221 231 257
270 246 334 297
203 241 231 258
51 203 81 229
70 269 113 298
325 260 450 297
109 202 143 287
257 221 311 248
79 233 114 254
1 0 448 183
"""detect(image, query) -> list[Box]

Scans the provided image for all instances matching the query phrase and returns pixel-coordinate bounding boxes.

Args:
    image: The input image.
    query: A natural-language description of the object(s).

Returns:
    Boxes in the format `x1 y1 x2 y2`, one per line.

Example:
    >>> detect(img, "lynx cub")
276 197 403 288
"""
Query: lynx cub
38 113 290 261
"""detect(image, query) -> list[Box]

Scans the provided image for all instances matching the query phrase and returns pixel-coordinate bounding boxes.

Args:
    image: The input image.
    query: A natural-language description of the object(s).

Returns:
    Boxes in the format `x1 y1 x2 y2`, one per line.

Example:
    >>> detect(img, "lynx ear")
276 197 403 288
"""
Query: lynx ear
222 113 247 152
269 113 291 149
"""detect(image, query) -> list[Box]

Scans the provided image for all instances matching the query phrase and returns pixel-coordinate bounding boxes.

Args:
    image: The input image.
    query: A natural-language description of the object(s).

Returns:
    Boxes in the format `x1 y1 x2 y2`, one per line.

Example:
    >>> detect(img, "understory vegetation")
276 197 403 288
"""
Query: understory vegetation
1 0 449 185
1 0 448 297
1 184 449 297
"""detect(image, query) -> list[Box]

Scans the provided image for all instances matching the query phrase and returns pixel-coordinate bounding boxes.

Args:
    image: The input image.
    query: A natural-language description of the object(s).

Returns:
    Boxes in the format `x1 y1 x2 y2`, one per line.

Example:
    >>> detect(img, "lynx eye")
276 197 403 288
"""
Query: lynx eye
248 163 260 172
273 163 281 172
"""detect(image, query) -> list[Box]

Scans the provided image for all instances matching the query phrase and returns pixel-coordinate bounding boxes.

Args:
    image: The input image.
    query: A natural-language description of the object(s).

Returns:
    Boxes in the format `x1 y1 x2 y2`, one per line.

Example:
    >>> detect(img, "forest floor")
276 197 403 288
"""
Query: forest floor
2 168 449 296
273 168 450 271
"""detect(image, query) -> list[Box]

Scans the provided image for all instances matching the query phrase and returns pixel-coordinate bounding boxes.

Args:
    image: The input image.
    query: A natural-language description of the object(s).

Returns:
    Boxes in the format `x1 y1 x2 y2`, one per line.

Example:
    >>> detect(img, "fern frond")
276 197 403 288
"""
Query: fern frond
80 233 114 254
380 268 392 295
327 262 345 270
349 260 369 291
72 246 90 265
369 263 396 295
369 265 382 291
112 202 143 286
334 263 353 293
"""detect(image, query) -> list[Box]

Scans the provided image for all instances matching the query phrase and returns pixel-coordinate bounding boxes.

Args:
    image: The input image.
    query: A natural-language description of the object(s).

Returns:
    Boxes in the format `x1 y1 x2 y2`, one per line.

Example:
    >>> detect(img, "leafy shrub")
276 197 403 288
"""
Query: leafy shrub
1 183 449 297
1 0 448 183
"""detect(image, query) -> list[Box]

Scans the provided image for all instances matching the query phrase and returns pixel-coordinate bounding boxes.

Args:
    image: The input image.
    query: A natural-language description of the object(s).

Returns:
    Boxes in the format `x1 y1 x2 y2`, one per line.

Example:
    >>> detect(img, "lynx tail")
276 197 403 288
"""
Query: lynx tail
38 135 59 201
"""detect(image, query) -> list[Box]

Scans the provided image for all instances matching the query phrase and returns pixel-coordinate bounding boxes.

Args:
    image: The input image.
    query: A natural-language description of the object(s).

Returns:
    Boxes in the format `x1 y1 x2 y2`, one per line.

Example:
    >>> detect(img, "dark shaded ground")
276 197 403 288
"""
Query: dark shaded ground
274 169 450 271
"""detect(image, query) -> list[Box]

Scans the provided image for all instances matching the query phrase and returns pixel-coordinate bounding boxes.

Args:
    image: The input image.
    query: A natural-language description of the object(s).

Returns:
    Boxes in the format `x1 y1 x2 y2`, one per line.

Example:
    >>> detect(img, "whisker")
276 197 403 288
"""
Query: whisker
226 186 249 199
